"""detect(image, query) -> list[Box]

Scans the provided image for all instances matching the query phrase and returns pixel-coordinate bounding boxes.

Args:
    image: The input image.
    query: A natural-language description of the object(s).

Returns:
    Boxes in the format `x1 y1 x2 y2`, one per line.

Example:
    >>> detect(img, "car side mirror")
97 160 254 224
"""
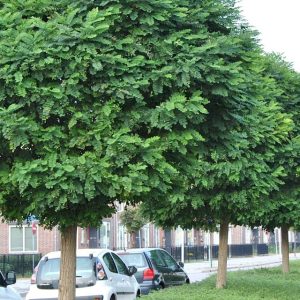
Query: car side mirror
5 271 16 285
128 266 137 276
178 262 184 268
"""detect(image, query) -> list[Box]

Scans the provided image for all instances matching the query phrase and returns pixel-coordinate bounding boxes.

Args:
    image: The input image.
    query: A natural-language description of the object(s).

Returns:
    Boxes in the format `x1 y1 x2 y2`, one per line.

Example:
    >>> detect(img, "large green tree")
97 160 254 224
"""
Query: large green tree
0 1 293 296
0 0 209 298
140 2 293 289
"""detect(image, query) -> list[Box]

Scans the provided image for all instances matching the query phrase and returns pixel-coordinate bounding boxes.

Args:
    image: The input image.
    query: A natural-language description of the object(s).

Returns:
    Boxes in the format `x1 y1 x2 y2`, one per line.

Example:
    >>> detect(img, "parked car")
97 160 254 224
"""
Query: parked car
117 248 190 295
26 249 141 300
0 270 22 300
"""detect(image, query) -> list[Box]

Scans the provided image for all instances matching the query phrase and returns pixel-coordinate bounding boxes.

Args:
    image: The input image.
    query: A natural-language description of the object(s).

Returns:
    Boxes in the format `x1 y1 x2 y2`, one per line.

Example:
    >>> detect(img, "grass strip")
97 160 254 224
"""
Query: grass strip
142 260 300 300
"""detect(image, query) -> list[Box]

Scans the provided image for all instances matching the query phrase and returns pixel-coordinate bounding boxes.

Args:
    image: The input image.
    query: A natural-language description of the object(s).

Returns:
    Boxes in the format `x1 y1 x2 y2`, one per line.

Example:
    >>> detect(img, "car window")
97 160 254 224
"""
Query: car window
159 250 178 270
76 258 94 278
111 253 129 276
103 253 118 274
39 258 60 281
147 250 166 268
119 253 147 268
36 256 97 290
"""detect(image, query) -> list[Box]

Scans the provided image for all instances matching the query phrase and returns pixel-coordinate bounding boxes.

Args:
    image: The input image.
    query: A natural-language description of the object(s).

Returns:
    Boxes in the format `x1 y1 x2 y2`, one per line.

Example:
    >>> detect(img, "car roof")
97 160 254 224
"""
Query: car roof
117 248 164 254
42 248 111 260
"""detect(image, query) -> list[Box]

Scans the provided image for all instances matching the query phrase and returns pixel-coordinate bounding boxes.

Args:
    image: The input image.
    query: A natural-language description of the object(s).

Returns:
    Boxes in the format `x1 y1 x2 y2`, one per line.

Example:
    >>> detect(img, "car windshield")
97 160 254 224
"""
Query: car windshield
37 257 96 289
119 253 147 268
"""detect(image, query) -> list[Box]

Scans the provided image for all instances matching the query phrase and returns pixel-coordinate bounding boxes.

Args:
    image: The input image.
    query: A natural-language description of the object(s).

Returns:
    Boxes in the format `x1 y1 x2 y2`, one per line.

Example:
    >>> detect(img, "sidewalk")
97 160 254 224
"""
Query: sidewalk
184 253 300 274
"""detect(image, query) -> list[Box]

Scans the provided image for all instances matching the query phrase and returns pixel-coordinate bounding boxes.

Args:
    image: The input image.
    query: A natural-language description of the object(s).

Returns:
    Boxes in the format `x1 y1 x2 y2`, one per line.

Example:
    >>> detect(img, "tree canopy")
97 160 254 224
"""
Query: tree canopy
140 4 293 232
0 0 297 294
0 0 207 228
249 54 300 231
120 206 147 235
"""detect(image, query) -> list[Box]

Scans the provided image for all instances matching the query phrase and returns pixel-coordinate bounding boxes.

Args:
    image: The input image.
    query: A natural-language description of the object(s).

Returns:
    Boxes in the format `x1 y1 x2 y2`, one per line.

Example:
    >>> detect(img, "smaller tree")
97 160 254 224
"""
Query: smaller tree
120 206 147 248
247 54 300 274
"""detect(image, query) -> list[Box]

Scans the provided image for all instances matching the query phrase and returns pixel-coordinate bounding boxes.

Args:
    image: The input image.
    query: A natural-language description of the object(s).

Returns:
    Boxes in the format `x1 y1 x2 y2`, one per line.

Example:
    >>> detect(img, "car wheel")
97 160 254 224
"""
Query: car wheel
110 295 116 300
159 282 165 290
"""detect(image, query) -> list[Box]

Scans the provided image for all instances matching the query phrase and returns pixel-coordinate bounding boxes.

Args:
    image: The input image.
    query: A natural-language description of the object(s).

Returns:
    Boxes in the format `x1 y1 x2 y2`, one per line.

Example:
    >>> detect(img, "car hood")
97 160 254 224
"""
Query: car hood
0 286 22 300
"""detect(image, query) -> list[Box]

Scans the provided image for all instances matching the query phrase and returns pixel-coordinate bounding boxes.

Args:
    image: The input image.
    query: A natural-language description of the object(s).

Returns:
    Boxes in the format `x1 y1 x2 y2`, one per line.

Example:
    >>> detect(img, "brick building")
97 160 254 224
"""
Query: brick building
0 220 61 255
0 215 293 255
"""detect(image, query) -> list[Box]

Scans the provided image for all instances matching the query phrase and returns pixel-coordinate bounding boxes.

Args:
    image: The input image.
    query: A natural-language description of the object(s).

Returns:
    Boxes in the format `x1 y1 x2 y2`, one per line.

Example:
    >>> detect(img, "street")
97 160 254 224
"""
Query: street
14 254 300 300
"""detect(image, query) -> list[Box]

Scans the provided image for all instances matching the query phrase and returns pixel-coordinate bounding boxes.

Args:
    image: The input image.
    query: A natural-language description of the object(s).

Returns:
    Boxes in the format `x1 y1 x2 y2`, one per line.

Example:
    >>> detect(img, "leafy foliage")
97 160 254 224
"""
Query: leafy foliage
120 206 147 234
0 1 296 237
0 0 214 229
246 54 300 231
140 3 293 231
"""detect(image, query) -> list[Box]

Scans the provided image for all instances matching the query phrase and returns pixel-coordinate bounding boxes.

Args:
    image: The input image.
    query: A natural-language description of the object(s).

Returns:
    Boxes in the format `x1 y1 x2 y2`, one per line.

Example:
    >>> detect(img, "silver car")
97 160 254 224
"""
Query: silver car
0 270 22 300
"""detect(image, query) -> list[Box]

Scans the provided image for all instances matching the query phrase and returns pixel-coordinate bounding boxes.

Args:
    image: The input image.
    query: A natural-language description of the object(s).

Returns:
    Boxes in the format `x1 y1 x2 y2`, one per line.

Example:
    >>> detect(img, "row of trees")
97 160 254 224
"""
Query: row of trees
0 0 299 298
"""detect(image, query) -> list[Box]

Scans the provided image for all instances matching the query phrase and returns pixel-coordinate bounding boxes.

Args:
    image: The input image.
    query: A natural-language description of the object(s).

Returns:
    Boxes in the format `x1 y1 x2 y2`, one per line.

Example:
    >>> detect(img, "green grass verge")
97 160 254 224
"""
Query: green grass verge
142 261 300 300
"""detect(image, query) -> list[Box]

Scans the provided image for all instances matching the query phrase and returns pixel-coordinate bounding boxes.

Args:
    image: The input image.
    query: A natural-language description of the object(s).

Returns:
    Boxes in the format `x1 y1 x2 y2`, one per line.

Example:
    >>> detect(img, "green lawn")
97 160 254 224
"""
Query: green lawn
142 261 300 300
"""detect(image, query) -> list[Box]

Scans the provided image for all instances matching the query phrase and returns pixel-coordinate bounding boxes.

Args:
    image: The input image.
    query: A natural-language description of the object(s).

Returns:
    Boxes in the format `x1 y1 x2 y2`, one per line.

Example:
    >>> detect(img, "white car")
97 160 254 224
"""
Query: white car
26 249 141 300
0 270 22 300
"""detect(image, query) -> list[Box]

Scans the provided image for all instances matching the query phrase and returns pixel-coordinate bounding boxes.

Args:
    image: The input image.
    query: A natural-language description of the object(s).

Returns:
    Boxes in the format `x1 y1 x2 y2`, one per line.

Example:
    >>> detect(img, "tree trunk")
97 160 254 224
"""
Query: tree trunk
216 219 229 289
281 225 289 273
58 225 77 300
130 231 137 248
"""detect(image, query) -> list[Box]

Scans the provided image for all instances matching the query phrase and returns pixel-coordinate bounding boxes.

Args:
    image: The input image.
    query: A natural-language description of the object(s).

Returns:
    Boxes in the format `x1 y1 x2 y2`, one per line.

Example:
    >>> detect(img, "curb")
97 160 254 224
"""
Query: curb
198 261 282 273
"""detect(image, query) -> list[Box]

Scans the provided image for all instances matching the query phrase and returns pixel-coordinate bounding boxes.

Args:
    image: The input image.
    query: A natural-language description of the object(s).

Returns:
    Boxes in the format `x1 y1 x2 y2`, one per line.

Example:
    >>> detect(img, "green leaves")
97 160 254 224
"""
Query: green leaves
0 0 298 236
120 205 147 234
62 165 75 172
150 92 209 130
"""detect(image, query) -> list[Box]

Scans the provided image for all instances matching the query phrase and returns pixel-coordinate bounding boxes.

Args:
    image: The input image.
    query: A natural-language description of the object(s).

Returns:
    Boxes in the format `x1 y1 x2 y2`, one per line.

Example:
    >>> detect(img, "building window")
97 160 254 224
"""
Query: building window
98 222 110 249
116 202 125 212
9 226 38 253
143 224 150 248
80 228 85 244
154 227 160 247
117 223 126 249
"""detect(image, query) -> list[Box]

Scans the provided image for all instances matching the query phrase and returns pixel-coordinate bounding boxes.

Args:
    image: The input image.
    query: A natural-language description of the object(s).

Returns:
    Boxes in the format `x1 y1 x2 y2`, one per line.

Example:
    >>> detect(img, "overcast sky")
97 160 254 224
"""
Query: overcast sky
237 0 300 72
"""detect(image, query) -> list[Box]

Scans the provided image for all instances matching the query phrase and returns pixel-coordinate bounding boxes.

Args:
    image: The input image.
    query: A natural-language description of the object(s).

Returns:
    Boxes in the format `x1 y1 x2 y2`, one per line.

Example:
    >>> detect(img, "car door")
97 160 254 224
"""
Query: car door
102 252 136 300
158 250 187 285
111 253 137 300
147 250 173 287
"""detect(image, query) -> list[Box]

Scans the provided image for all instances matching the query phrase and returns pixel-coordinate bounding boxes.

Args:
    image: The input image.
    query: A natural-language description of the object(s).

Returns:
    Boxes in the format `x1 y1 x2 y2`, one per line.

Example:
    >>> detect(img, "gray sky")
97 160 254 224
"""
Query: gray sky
237 0 300 72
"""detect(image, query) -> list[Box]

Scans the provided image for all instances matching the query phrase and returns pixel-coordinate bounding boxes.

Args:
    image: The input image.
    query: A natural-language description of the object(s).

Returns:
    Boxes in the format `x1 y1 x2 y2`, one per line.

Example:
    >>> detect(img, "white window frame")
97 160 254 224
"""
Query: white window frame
154 227 160 247
117 223 126 249
143 224 150 248
80 228 85 244
9 225 38 253
98 221 110 249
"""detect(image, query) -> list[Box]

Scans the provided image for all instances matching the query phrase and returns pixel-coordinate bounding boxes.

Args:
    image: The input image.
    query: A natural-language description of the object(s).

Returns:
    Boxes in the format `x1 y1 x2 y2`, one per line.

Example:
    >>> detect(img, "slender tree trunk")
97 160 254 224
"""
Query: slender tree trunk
130 231 137 248
216 219 229 289
281 225 289 273
58 225 77 300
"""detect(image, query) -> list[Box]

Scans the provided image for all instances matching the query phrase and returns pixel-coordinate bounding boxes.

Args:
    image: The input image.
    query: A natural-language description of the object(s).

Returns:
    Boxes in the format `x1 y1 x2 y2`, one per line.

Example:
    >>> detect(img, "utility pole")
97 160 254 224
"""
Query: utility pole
181 227 185 263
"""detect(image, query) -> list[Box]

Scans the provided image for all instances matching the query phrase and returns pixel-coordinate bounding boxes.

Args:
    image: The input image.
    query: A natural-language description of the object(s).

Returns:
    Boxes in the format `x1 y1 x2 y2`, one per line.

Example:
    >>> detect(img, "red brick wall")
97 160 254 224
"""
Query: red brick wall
0 221 9 254
38 226 61 255
0 219 61 255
